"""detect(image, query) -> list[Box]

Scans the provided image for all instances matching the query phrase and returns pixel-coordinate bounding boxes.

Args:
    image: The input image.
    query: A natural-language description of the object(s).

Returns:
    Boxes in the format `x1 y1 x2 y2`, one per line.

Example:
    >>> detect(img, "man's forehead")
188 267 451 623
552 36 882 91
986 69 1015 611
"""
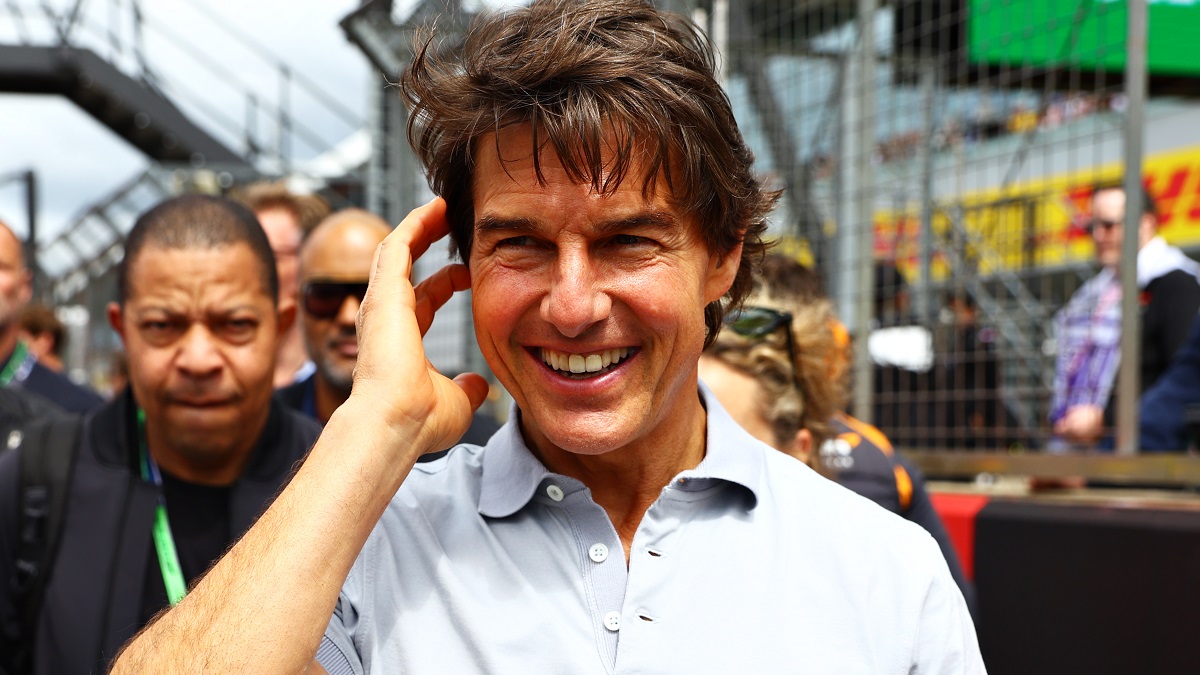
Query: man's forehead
472 126 675 200
301 223 386 279
128 243 271 299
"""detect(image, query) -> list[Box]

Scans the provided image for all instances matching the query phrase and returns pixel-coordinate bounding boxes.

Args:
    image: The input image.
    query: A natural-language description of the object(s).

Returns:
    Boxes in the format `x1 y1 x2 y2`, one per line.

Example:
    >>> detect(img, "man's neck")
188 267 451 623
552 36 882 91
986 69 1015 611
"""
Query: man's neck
313 375 350 424
525 389 708 560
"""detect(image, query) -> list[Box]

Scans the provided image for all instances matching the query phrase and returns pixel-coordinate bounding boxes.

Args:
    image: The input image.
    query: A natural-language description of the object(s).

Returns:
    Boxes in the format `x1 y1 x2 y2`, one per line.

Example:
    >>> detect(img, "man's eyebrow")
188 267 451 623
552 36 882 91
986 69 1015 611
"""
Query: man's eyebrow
474 210 680 235
595 211 679 234
475 215 539 235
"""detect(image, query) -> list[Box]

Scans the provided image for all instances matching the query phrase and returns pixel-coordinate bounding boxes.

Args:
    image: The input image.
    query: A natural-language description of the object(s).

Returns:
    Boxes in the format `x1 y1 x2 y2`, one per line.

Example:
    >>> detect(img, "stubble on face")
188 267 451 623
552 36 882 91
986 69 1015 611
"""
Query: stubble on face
466 126 738 468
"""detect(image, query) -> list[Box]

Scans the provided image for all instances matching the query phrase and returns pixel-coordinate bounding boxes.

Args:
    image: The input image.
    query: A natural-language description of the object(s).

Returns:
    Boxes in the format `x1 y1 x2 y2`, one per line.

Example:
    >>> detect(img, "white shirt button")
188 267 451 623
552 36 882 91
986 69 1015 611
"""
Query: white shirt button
546 484 564 501
588 543 609 563
603 611 621 632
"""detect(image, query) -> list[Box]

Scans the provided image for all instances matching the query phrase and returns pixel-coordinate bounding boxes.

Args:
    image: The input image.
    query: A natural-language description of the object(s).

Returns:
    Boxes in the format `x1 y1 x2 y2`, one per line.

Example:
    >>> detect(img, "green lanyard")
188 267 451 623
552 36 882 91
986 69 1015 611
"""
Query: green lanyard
0 341 31 386
136 408 188 606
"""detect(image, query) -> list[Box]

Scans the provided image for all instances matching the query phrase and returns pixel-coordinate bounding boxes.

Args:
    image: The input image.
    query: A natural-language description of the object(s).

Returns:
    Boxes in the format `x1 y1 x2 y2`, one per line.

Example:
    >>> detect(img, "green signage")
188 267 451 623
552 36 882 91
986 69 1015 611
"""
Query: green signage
968 0 1200 77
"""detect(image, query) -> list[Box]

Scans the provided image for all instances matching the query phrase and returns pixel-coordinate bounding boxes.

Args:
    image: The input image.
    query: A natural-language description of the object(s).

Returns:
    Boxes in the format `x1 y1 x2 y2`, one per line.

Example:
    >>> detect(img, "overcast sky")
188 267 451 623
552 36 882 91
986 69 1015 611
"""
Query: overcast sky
0 0 373 243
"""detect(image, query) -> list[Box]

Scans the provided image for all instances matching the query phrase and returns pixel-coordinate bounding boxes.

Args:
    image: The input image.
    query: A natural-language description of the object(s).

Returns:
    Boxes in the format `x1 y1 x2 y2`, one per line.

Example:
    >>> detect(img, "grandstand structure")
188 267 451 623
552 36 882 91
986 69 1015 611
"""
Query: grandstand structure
343 0 1200 475
4 0 1200 471
0 0 366 386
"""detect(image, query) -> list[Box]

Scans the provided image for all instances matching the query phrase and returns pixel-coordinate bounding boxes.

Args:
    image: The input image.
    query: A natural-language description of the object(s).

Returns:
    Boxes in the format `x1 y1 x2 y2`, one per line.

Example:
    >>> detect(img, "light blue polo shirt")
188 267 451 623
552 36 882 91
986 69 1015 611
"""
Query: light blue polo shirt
316 385 983 674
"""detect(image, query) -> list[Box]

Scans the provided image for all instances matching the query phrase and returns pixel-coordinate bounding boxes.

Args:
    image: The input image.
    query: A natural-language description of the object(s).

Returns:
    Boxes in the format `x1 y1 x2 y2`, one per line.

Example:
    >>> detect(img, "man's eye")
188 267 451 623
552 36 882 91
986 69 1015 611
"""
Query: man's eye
497 236 536 248
611 234 650 246
223 319 258 338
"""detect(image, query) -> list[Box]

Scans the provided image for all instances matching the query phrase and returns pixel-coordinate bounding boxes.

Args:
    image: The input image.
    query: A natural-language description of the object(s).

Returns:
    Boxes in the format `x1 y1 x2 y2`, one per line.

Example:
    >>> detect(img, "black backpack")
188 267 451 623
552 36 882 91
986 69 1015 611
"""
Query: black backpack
1 390 81 675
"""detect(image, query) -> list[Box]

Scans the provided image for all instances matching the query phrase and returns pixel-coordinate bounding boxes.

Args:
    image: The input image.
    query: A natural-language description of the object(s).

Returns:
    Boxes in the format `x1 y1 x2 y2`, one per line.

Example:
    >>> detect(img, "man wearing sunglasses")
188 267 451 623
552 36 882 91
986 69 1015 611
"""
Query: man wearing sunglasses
1051 183 1200 448
113 2 981 672
277 209 500 444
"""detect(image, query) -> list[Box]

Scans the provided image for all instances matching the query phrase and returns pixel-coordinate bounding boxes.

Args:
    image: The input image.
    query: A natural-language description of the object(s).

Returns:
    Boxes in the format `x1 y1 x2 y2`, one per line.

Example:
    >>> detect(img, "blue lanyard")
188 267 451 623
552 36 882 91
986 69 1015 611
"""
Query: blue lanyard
136 408 188 606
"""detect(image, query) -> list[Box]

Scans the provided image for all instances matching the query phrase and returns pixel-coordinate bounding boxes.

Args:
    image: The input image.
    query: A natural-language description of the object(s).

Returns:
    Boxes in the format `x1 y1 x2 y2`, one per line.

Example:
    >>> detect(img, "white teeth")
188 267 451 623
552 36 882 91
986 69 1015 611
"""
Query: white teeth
542 347 631 374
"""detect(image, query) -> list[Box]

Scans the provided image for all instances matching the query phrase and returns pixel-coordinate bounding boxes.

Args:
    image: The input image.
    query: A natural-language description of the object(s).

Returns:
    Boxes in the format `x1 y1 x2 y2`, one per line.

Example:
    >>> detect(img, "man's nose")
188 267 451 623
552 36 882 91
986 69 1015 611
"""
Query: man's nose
336 294 361 327
540 250 612 338
176 325 223 376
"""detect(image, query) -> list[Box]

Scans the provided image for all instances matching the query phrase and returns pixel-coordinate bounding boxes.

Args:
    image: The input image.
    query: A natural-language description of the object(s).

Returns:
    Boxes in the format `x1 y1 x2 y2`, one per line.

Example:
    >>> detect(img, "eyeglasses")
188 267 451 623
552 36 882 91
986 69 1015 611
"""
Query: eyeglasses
1085 217 1122 234
723 306 801 391
302 280 368 319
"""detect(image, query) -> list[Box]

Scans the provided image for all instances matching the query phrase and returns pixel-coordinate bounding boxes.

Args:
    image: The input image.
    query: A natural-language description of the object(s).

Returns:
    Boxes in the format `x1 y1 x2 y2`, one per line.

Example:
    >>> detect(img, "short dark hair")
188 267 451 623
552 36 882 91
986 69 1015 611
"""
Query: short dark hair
401 0 778 346
117 194 279 304
1092 181 1158 220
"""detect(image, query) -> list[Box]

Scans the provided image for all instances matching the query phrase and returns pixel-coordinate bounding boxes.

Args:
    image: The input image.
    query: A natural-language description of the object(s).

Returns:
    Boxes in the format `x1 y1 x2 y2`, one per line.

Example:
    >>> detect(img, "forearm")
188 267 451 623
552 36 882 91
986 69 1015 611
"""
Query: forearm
110 398 424 674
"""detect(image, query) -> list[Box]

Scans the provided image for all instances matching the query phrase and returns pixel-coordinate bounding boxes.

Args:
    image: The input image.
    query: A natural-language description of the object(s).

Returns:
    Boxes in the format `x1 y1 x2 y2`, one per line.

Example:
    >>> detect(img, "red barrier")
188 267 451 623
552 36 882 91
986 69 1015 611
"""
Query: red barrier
929 492 990 581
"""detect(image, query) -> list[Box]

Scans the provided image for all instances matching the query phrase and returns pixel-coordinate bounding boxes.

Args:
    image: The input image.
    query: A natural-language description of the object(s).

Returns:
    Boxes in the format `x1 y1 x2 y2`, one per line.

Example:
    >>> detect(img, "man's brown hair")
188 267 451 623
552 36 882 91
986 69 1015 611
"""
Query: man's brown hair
401 0 777 345
230 181 332 240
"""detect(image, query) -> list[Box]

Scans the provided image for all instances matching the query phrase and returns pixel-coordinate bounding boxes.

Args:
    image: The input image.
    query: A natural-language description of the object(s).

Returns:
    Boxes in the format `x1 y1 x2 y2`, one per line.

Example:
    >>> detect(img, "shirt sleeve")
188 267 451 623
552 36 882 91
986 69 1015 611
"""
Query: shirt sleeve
912 538 987 674
315 591 363 675
897 455 977 618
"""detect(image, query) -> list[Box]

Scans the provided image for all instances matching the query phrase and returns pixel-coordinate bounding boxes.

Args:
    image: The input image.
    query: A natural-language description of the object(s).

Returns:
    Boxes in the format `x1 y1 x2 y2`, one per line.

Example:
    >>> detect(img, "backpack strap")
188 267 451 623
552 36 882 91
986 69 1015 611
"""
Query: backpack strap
9 413 81 673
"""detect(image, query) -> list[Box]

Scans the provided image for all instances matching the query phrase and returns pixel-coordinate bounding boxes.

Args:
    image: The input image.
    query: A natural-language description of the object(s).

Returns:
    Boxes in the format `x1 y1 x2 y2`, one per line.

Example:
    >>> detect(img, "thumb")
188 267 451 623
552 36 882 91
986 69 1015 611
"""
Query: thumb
453 373 491 413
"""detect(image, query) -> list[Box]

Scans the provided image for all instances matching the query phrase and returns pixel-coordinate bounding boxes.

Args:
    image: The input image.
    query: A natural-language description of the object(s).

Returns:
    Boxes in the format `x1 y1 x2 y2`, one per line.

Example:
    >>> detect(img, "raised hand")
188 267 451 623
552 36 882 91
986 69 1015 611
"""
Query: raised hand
350 197 490 454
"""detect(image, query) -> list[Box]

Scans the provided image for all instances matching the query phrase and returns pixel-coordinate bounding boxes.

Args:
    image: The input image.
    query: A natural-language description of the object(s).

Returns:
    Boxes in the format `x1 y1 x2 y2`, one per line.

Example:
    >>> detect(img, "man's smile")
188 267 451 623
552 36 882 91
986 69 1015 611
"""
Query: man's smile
539 346 635 378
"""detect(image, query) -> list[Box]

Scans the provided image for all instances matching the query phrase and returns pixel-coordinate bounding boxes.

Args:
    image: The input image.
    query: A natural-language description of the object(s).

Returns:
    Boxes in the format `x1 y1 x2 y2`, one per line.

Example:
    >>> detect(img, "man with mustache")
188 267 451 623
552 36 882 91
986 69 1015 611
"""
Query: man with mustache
277 208 499 443
0 194 321 674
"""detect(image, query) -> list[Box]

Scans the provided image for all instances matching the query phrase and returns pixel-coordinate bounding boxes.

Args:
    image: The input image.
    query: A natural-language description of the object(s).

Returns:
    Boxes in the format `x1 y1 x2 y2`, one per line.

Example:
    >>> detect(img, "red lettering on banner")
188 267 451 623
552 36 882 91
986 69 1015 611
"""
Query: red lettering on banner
1189 164 1200 222
1150 168 1190 227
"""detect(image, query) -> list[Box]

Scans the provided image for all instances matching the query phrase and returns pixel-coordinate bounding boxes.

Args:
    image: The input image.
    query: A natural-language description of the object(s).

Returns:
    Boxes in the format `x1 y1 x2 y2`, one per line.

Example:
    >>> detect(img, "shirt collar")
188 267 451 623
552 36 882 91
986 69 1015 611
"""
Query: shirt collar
477 382 763 518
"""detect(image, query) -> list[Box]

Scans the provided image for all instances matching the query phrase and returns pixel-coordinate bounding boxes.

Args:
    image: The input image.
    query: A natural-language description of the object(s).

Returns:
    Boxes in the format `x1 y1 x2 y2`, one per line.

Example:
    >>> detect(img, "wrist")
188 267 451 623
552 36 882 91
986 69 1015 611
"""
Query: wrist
320 396 431 477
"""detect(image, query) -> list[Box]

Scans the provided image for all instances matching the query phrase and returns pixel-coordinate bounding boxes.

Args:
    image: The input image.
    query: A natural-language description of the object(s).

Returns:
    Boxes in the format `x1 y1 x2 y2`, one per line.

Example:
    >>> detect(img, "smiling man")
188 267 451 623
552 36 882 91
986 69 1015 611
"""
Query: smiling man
0 195 321 674
112 2 982 672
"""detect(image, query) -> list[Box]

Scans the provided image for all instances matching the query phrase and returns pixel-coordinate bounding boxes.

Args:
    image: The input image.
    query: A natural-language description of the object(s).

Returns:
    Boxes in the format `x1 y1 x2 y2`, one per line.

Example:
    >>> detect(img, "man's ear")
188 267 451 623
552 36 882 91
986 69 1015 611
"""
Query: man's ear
783 428 814 466
107 302 126 343
276 299 297 339
705 242 744 304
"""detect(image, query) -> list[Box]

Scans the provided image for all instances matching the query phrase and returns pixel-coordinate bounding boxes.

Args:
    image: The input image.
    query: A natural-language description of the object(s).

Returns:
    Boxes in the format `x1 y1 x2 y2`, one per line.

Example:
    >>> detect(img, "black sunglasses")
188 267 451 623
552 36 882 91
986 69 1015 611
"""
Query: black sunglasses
723 306 802 391
302 281 368 319
1085 217 1122 234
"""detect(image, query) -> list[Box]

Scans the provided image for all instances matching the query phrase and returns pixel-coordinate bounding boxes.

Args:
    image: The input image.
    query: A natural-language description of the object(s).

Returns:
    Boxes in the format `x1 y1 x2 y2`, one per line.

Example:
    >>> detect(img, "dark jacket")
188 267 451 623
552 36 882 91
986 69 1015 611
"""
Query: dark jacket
0 390 321 674
821 414 976 616
277 373 502 447
1141 314 1200 451
19 361 104 415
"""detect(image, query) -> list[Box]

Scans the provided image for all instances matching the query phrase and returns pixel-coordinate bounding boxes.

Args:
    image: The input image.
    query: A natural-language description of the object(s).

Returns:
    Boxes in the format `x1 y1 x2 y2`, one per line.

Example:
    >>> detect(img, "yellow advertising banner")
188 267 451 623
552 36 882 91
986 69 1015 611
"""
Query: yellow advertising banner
868 144 1200 281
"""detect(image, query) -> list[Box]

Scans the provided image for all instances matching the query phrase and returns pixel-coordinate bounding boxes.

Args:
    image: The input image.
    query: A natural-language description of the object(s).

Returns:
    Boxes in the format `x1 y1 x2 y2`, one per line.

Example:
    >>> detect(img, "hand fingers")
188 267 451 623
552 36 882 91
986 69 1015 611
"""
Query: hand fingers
360 198 453 336
413 264 472 336
453 372 491 412
369 197 451 280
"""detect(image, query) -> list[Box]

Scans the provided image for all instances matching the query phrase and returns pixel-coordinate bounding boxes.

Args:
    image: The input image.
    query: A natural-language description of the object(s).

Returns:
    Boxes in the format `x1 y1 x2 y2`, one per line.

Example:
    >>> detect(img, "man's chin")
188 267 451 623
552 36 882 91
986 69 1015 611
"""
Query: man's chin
523 409 640 457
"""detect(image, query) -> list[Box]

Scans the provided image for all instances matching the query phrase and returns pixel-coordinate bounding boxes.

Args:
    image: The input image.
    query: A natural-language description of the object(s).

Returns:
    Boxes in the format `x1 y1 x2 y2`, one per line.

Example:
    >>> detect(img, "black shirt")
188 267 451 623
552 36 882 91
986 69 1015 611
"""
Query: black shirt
138 470 232 624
